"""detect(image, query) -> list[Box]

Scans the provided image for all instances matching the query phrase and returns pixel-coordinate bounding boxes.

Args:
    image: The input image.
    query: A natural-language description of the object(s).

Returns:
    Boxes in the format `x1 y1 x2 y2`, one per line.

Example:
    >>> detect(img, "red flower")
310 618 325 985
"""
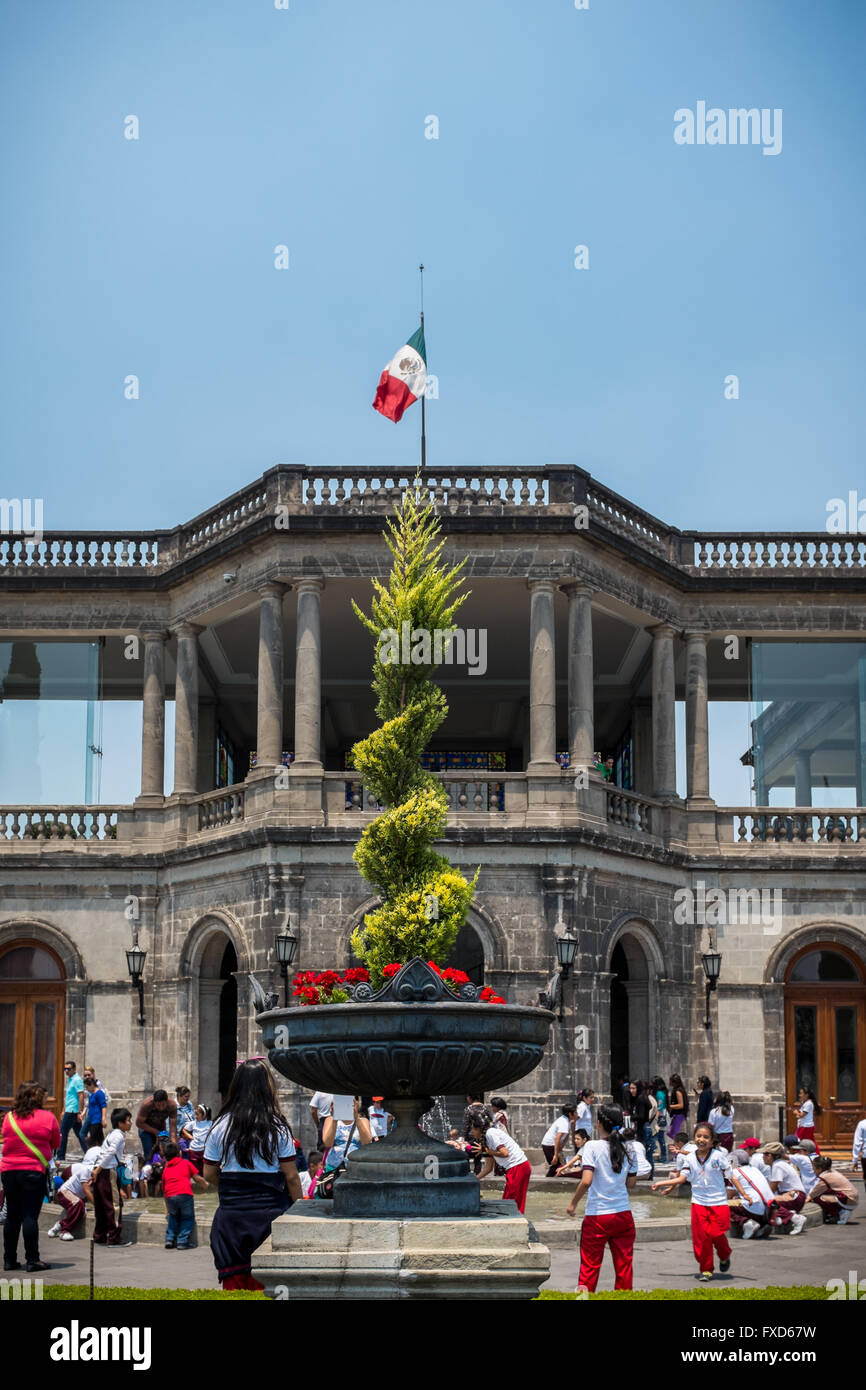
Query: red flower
442 968 470 985
293 970 317 986
427 961 443 976
479 986 495 1000
382 963 401 979
315 971 342 990
298 986 319 1005
342 967 370 984
489 994 506 1004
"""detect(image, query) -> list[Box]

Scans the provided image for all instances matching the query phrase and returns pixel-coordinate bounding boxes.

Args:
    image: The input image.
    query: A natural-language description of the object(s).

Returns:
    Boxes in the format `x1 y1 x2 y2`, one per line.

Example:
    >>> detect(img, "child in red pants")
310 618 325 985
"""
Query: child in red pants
470 1114 532 1213
567 1102 638 1293
654 1122 732 1280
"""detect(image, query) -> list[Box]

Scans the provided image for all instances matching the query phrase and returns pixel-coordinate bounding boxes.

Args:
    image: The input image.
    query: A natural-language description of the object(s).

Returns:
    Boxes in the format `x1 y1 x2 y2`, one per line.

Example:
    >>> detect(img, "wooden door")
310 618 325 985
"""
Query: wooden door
0 943 66 1115
784 944 866 1145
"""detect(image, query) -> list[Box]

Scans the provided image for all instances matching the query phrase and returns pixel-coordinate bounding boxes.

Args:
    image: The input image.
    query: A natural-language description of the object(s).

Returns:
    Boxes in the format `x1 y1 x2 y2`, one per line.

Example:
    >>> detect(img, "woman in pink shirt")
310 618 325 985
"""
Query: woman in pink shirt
1 1081 61 1272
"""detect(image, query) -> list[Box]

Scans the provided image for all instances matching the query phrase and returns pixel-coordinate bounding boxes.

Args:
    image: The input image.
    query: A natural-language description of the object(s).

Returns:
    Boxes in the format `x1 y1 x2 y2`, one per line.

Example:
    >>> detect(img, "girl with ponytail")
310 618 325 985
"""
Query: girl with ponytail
566 1102 638 1293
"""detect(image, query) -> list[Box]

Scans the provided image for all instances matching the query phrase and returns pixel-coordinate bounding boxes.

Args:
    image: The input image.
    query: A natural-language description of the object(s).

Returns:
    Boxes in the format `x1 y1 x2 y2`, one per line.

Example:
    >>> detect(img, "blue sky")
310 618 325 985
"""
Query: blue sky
1 0 864 535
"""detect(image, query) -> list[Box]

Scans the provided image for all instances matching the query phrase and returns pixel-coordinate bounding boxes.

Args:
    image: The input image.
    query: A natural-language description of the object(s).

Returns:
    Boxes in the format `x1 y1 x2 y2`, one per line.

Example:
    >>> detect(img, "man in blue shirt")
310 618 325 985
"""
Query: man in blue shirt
57 1060 86 1159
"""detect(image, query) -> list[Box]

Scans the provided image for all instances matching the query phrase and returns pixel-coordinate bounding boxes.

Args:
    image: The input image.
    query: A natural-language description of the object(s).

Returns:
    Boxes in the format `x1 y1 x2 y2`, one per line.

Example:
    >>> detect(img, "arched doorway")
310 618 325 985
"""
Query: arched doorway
784 942 866 1144
445 919 486 987
609 931 654 1092
197 935 238 1115
0 941 66 1114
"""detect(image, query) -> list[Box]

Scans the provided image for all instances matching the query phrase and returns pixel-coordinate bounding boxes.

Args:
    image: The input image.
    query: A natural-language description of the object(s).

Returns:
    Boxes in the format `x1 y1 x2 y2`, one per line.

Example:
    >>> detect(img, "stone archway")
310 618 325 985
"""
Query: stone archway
605 917 666 1092
180 913 248 1114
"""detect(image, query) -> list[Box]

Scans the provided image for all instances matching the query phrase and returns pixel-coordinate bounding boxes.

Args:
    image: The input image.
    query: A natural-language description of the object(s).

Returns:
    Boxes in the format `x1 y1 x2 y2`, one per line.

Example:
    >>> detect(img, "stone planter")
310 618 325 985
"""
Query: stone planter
258 958 553 1218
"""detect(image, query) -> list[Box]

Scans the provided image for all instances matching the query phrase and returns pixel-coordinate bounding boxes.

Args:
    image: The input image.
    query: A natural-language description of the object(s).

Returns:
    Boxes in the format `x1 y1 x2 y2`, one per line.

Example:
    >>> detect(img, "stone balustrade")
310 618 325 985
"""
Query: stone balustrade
682 534 866 571
605 786 656 834
0 808 120 841
196 787 245 831
3 465 865 576
720 808 863 845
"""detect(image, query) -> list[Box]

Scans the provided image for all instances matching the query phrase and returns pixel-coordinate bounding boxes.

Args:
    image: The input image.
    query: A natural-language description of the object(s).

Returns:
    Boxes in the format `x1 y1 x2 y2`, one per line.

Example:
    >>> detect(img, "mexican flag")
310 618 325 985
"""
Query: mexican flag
372 325 427 422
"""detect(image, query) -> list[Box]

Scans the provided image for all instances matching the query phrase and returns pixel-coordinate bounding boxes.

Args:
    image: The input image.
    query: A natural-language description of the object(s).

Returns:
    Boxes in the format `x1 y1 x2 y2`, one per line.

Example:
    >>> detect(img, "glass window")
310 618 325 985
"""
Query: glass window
31 1001 57 1091
0 945 62 979
789 950 859 983
835 1007 858 1103
748 641 866 808
0 1002 16 1096
793 1005 818 1094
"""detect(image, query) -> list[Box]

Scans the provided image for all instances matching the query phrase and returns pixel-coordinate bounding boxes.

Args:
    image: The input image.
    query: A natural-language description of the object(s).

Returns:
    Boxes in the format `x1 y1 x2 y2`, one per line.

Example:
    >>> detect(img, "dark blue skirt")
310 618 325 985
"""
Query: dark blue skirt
209 1172 291 1281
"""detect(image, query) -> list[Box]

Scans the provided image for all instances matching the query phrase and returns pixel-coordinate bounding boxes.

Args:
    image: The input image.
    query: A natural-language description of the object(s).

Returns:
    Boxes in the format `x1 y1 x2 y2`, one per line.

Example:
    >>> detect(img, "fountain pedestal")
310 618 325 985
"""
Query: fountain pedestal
252 1200 550 1301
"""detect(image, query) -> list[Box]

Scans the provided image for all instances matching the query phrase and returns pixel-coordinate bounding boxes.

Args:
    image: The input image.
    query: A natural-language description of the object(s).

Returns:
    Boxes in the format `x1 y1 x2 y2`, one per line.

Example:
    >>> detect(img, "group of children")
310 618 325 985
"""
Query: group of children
563 1106 860 1292
46 1101 216 1250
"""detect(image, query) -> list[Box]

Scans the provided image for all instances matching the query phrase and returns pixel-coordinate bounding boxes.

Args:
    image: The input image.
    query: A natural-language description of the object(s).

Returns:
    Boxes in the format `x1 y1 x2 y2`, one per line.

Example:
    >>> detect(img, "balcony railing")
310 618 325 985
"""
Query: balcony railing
605 787 655 835
196 787 245 831
0 808 120 841
3 464 865 577
719 808 863 845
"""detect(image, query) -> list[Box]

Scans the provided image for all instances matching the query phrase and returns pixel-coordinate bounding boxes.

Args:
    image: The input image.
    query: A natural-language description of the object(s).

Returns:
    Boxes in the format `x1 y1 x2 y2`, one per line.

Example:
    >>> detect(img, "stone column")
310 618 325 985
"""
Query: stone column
292 580 324 773
685 631 712 801
563 584 594 772
138 632 166 801
794 749 812 808
173 623 201 795
527 580 559 774
650 624 677 799
256 582 286 771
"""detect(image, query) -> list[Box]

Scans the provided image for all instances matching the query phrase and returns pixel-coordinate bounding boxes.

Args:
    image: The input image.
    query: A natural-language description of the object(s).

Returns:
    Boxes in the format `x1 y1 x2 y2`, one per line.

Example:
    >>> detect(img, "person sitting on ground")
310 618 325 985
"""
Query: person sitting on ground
301 1150 323 1199
739 1138 772 1179
541 1106 576 1177
763 1142 807 1215
162 1141 209 1250
807 1156 859 1225
726 1152 803 1239
555 1128 590 1177
621 1126 653 1178
786 1141 816 1190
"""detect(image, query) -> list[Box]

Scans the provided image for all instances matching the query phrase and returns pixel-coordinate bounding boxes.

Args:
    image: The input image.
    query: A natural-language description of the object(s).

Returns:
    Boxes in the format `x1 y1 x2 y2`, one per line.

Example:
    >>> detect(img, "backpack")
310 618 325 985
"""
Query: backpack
656 1107 669 1131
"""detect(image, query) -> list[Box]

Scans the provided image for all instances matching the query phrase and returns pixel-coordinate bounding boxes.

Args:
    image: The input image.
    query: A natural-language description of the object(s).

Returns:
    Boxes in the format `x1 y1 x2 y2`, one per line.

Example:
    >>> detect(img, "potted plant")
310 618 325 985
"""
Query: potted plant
258 485 552 1217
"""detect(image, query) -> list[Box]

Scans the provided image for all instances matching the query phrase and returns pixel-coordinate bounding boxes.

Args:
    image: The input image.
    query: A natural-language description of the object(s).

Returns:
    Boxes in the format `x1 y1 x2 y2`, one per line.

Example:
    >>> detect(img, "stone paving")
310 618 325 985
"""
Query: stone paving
20 1207 865 1297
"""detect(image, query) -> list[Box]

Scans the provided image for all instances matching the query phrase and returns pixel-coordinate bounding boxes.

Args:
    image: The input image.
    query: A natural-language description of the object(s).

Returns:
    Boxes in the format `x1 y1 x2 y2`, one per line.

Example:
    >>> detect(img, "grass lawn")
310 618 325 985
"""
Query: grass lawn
41 1284 830 1302
538 1286 830 1301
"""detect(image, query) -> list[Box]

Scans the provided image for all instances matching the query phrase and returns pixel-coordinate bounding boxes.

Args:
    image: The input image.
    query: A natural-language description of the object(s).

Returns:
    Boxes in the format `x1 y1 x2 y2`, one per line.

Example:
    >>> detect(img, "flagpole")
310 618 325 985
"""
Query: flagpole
419 263 427 471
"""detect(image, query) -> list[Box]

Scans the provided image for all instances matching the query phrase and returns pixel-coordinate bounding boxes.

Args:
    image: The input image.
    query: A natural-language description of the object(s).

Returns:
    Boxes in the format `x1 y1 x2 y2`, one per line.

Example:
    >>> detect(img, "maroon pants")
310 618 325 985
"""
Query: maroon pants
716 1133 734 1151
57 1189 85 1234
92 1168 122 1244
777 1190 806 1213
578 1210 636 1292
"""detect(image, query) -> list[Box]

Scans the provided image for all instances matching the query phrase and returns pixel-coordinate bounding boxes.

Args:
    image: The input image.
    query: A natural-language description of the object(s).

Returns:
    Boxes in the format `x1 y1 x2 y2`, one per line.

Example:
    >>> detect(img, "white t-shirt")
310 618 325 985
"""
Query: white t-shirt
484 1126 527 1171
770 1159 804 1194
708 1106 734 1135
797 1099 814 1127
627 1140 652 1178
575 1101 593 1136
731 1164 773 1216
93 1129 126 1171
748 1152 772 1178
61 1159 96 1201
678 1148 731 1206
310 1092 333 1119
788 1153 816 1187
326 1120 362 1168
542 1115 572 1148
184 1119 213 1150
368 1104 390 1139
581 1139 638 1216
204 1116 295 1173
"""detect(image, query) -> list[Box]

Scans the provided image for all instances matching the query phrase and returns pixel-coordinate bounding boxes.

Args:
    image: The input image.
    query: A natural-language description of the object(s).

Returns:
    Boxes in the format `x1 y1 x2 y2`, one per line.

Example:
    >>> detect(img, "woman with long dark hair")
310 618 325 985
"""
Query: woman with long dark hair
1 1081 60 1272
695 1076 714 1125
204 1060 302 1290
566 1102 638 1292
667 1074 689 1140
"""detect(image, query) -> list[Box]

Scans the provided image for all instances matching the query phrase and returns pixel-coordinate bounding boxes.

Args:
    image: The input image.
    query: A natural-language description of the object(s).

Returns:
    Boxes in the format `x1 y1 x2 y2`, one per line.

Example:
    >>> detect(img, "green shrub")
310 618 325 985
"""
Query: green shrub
350 487 478 982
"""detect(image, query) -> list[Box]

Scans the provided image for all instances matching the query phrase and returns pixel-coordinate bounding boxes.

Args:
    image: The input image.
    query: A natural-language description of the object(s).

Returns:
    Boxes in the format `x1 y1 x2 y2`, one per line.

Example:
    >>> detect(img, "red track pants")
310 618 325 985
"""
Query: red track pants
578 1210 636 1292
691 1202 731 1273
503 1160 532 1214
57 1190 85 1234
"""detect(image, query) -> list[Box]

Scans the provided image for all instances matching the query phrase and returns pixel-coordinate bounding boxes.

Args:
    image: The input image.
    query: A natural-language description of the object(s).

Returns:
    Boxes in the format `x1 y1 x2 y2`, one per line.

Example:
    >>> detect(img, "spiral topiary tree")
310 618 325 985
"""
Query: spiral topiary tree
349 484 479 984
